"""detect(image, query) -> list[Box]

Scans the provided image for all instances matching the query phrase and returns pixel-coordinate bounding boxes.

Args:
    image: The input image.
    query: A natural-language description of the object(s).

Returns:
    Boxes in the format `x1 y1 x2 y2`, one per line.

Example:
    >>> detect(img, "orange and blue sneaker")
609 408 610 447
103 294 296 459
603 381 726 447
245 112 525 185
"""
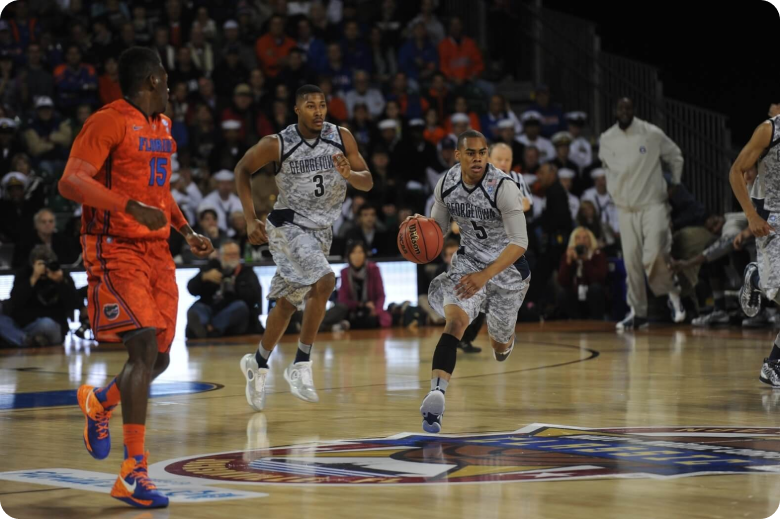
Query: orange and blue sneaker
77 385 113 460
110 451 169 508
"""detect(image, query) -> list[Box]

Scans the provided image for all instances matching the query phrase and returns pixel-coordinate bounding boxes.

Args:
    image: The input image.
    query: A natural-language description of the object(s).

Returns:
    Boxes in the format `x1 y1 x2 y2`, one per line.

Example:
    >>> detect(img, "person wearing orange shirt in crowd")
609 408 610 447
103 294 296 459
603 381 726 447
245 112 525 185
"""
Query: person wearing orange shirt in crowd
58 47 213 509
255 14 296 79
437 16 493 97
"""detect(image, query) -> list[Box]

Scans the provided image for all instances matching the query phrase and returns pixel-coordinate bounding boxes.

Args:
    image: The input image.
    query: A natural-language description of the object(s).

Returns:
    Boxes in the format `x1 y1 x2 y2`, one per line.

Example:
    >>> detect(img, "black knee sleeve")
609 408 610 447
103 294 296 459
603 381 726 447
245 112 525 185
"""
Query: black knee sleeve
432 333 459 374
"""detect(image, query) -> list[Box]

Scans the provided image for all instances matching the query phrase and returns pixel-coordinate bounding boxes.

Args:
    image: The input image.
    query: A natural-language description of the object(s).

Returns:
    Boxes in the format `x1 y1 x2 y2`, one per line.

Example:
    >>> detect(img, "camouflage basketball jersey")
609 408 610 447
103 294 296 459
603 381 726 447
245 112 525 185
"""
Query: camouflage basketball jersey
756 115 780 210
440 163 514 265
271 122 348 229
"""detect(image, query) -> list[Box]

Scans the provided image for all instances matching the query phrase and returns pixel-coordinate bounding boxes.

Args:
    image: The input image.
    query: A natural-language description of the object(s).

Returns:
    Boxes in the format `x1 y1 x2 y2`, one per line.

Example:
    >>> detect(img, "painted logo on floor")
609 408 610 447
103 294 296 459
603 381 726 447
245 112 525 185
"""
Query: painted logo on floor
159 424 780 485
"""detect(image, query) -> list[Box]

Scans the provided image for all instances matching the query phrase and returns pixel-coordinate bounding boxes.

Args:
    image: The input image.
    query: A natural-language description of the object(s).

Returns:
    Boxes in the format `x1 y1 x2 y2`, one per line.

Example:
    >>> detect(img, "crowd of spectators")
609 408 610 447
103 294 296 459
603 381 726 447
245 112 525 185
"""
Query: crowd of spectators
3 0 751 347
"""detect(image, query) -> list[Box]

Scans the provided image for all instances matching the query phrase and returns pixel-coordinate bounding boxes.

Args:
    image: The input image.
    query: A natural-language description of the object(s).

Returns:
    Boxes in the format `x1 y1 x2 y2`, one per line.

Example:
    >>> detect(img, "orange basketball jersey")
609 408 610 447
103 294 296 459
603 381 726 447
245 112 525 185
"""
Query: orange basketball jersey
69 99 178 239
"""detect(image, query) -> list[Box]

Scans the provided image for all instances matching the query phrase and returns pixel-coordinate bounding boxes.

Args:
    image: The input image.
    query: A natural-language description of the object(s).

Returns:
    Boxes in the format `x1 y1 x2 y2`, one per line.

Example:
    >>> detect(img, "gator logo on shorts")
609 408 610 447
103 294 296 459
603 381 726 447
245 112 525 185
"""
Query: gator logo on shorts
103 304 120 321
157 424 780 485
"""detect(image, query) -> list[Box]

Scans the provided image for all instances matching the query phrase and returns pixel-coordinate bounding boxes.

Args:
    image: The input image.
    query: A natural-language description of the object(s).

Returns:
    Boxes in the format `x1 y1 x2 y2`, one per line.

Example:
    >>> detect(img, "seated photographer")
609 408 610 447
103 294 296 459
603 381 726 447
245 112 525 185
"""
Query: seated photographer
0 245 77 347
557 227 608 320
186 240 263 338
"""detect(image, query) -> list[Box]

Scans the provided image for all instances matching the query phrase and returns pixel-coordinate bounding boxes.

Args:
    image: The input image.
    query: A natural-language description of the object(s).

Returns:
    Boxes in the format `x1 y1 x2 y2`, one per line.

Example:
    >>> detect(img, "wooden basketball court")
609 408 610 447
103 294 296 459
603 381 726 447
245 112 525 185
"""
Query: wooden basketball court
1 322 779 518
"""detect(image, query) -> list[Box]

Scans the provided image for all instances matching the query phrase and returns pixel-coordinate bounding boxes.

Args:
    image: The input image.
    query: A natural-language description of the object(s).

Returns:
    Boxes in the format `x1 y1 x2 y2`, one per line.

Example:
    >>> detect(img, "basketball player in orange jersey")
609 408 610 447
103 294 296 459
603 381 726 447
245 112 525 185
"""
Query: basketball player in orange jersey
58 47 213 508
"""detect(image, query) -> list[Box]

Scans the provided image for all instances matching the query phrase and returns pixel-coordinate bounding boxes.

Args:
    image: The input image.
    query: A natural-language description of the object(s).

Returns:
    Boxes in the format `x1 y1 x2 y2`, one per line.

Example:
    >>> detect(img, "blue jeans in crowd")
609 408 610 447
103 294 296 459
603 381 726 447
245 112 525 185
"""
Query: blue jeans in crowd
186 300 250 338
0 315 63 347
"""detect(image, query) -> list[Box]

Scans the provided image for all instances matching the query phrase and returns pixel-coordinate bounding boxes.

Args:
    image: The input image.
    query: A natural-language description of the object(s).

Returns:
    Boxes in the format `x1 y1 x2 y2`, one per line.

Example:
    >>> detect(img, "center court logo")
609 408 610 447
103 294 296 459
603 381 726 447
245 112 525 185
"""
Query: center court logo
159 424 780 485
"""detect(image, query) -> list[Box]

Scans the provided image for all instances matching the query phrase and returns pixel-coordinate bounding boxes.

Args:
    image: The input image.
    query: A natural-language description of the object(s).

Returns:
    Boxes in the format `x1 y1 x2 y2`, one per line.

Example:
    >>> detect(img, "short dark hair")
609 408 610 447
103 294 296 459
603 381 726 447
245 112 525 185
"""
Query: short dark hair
296 84 324 103
457 129 486 149
199 208 218 221
357 203 376 217
345 239 367 257
118 46 162 96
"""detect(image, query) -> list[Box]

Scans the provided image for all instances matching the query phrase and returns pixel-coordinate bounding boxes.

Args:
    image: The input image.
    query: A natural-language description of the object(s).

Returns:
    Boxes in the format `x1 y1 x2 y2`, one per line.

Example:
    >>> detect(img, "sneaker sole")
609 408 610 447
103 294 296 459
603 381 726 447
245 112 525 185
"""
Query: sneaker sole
420 392 445 433
494 346 513 362
422 419 442 433
239 355 264 412
112 495 169 509
759 375 780 387
616 322 649 331
283 368 319 403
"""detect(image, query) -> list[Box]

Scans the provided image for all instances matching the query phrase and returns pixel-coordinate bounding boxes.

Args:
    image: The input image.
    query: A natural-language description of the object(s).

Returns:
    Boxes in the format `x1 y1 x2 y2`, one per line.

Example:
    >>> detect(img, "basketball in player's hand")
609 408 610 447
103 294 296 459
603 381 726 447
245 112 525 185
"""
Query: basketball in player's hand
398 217 443 264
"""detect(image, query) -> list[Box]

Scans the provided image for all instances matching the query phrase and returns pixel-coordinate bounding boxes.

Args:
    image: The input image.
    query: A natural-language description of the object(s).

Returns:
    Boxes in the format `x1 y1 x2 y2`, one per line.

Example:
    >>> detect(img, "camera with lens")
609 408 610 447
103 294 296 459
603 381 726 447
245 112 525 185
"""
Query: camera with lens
574 245 587 257
46 260 60 272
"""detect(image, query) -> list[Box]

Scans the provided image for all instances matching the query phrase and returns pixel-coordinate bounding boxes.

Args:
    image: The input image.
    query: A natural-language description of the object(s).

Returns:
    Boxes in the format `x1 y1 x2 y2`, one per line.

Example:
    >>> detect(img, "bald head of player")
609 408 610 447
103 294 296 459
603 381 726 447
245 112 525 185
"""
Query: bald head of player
118 46 169 117
616 97 635 130
456 130 489 184
294 84 327 138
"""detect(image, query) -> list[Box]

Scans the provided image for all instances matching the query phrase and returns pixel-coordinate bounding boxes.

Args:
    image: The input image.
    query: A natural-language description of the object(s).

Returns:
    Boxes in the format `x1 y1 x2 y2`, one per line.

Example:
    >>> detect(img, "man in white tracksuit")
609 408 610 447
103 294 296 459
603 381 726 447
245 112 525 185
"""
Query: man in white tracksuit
598 97 686 330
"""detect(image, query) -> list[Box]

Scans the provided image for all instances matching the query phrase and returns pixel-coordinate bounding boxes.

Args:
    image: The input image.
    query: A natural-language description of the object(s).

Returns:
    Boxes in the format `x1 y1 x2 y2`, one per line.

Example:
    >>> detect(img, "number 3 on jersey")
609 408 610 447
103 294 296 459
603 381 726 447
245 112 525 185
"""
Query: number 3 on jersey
148 157 168 187
313 174 324 197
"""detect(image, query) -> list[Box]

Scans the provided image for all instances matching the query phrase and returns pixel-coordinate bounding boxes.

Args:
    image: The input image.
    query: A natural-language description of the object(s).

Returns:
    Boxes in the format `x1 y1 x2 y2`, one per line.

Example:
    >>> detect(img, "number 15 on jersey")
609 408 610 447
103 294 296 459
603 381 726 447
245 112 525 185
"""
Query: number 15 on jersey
148 157 168 187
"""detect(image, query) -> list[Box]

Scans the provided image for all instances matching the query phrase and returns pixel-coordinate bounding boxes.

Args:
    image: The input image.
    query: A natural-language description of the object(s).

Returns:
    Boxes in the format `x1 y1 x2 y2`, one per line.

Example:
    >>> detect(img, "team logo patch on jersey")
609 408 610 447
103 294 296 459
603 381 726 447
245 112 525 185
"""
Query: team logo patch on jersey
639 146 647 154
103 304 120 321
158 424 780 485
320 125 336 140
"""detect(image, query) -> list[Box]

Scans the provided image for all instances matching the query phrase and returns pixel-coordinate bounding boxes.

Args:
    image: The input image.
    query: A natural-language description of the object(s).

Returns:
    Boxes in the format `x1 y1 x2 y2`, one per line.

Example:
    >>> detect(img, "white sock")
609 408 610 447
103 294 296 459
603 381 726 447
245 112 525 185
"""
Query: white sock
431 377 448 393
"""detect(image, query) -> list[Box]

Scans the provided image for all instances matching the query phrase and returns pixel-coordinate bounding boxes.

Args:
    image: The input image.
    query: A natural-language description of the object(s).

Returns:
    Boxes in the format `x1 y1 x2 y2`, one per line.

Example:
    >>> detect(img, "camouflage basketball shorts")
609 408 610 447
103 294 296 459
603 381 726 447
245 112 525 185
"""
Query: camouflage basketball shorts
266 220 334 310
757 215 780 302
428 252 530 344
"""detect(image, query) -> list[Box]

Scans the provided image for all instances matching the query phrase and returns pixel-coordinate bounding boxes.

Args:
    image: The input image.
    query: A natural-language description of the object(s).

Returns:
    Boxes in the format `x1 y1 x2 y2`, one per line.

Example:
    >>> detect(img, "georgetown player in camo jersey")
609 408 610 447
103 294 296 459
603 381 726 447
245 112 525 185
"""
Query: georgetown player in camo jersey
235 85 372 411
403 130 531 432
730 114 780 387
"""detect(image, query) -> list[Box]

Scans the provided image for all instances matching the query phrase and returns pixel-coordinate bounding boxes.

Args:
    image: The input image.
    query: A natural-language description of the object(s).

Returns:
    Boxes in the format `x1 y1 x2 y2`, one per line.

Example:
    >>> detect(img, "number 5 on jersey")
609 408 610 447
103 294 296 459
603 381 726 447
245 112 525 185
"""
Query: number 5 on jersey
148 157 168 187
471 221 487 239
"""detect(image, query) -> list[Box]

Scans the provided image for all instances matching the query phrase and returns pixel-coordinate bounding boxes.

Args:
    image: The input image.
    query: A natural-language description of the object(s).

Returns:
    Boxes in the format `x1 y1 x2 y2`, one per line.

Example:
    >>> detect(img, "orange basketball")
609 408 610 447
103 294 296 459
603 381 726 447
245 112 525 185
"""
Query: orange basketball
398 217 444 264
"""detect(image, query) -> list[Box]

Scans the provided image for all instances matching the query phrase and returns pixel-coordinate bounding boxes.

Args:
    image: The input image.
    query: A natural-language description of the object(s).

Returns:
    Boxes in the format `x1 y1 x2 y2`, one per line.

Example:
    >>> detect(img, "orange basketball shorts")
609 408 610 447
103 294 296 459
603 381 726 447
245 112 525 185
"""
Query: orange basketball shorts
82 235 178 353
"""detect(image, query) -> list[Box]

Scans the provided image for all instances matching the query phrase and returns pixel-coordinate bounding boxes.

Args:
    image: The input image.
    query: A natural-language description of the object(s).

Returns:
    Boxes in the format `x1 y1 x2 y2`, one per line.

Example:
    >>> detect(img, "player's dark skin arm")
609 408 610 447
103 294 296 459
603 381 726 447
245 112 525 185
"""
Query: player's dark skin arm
235 135 281 245
334 127 373 191
730 122 773 237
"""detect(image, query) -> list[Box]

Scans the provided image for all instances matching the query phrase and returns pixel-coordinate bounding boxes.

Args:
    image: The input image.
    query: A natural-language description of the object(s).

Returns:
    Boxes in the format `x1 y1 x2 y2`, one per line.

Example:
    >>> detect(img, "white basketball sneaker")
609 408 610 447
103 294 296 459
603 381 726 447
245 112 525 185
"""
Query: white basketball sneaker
284 361 319 403
420 389 445 433
240 353 269 412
